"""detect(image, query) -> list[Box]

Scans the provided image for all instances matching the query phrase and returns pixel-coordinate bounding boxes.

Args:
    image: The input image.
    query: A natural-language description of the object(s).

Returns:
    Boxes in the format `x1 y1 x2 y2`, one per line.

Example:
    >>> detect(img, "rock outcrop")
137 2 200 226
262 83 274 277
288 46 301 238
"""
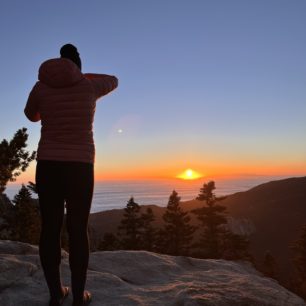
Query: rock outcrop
0 240 305 306
226 216 256 236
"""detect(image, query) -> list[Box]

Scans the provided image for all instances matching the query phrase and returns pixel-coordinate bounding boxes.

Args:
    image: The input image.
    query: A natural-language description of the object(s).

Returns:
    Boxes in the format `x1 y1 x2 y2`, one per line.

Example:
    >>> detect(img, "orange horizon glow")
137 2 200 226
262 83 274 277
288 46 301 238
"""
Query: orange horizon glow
10 160 306 186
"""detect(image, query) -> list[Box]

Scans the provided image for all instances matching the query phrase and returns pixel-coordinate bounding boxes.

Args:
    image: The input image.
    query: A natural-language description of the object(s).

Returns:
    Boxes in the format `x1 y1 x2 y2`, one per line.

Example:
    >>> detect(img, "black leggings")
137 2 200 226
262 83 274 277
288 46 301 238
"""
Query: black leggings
36 160 94 301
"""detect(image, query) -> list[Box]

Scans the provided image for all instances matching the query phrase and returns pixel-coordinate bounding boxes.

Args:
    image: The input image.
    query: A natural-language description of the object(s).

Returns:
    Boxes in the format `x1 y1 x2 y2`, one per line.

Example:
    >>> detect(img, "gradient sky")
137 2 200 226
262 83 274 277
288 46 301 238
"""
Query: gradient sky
0 0 305 182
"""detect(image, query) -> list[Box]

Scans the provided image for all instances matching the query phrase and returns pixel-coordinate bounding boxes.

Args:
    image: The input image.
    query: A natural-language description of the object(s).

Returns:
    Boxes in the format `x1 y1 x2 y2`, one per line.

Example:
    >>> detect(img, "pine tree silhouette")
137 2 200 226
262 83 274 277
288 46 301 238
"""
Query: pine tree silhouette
192 181 227 258
158 190 195 256
221 230 251 261
27 181 38 195
290 224 306 298
118 197 142 250
0 128 36 193
139 207 157 251
12 184 40 244
98 232 120 251
262 251 278 279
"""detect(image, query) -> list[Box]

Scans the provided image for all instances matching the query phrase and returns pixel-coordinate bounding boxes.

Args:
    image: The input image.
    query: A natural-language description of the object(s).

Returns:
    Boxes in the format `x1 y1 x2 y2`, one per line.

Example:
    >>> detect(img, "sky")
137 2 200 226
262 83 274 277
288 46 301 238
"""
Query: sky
0 0 305 182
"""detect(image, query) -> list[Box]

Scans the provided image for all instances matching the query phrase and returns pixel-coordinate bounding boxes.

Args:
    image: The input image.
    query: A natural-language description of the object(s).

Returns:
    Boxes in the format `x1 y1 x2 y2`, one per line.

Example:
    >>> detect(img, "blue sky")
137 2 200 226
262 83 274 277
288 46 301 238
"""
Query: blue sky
0 0 305 180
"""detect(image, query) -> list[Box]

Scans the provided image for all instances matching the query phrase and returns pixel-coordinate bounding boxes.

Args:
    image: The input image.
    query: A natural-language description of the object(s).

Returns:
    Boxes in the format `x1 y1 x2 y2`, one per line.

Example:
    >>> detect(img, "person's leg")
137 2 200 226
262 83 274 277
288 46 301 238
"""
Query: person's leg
36 160 66 300
64 162 94 303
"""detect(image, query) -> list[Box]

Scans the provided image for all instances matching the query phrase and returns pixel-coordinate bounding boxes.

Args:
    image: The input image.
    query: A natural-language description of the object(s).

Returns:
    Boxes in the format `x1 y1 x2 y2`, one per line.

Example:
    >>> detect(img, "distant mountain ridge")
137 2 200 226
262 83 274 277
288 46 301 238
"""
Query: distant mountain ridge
217 176 306 280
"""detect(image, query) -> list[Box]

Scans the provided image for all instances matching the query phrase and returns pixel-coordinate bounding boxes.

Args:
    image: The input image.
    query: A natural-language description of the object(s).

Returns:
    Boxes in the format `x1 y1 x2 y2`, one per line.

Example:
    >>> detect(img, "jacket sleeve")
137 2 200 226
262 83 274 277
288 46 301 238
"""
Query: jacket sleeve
84 73 118 99
24 83 41 122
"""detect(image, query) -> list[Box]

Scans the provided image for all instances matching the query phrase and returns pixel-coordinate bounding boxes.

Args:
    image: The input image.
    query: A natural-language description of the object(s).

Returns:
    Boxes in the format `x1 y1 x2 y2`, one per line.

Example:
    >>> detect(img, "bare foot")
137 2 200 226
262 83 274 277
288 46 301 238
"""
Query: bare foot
72 290 92 306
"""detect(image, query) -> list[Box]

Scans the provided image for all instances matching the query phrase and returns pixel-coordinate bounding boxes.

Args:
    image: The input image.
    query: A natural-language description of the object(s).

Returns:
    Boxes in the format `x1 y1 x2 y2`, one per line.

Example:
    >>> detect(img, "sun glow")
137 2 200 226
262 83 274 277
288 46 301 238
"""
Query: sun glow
176 168 203 180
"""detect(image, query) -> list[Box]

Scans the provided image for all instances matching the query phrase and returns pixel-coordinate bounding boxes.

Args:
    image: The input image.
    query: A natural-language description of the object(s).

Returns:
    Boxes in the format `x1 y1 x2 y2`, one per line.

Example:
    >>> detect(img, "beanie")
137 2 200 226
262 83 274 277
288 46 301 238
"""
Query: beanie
60 43 82 70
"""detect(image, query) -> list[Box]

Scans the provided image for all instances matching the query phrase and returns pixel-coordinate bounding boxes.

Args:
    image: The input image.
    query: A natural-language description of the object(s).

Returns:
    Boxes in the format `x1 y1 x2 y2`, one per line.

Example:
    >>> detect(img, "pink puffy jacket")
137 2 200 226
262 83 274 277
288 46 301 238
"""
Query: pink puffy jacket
24 58 118 164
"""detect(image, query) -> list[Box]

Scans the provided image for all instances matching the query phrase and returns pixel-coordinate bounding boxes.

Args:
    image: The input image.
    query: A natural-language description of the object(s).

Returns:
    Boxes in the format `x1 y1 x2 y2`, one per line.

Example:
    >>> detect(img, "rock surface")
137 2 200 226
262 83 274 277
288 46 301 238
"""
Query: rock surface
0 240 305 306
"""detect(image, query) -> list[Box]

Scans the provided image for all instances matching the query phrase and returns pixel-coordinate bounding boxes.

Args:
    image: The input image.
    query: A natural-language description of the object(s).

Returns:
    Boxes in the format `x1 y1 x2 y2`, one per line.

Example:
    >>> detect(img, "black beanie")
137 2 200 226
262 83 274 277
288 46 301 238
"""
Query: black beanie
60 43 82 70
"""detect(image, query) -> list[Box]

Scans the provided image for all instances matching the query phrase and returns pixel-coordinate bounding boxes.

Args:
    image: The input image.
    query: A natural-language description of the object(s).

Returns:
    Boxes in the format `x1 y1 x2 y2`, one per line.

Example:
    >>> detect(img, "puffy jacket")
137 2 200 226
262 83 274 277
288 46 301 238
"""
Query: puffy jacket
24 58 118 164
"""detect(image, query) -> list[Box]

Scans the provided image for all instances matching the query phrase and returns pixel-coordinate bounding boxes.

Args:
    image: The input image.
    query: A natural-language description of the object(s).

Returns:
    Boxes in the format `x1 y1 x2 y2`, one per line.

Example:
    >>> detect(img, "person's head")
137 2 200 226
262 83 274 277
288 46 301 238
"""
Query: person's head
60 43 82 70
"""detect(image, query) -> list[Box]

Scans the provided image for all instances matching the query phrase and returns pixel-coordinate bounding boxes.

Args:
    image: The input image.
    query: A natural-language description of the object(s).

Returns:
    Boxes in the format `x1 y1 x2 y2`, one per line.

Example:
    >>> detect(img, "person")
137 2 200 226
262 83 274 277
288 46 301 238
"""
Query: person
24 44 118 306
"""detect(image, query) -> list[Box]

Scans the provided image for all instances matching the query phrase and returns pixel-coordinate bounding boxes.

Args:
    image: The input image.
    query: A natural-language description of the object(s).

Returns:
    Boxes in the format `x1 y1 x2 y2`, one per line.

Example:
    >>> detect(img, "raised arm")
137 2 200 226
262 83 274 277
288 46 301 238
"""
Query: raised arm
24 83 41 122
84 73 118 99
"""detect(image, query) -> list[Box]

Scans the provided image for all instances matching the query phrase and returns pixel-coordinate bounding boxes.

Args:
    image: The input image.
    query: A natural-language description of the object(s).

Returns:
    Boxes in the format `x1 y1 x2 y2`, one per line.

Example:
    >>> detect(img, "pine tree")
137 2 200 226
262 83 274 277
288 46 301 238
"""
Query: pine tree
0 193 14 239
117 197 142 250
192 181 227 258
98 232 120 251
220 230 251 261
290 224 306 297
27 181 38 195
159 190 195 256
261 251 278 279
139 207 157 251
12 184 41 244
196 181 216 202
0 128 36 193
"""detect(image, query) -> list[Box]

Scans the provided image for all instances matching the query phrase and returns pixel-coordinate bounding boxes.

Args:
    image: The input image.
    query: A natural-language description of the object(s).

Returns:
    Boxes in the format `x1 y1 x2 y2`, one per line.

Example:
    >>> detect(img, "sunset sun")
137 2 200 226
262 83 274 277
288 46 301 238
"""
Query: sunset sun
177 168 203 180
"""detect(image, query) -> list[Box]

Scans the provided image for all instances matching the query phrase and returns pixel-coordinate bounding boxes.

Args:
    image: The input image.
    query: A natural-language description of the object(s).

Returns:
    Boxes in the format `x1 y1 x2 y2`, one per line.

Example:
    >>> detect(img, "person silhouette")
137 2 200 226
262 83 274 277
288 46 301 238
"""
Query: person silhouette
24 43 118 306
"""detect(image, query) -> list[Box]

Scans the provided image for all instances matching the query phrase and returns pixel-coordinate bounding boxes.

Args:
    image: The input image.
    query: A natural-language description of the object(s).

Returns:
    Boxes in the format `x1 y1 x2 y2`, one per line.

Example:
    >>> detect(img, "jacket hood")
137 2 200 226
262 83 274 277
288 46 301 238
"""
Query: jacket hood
38 58 84 88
